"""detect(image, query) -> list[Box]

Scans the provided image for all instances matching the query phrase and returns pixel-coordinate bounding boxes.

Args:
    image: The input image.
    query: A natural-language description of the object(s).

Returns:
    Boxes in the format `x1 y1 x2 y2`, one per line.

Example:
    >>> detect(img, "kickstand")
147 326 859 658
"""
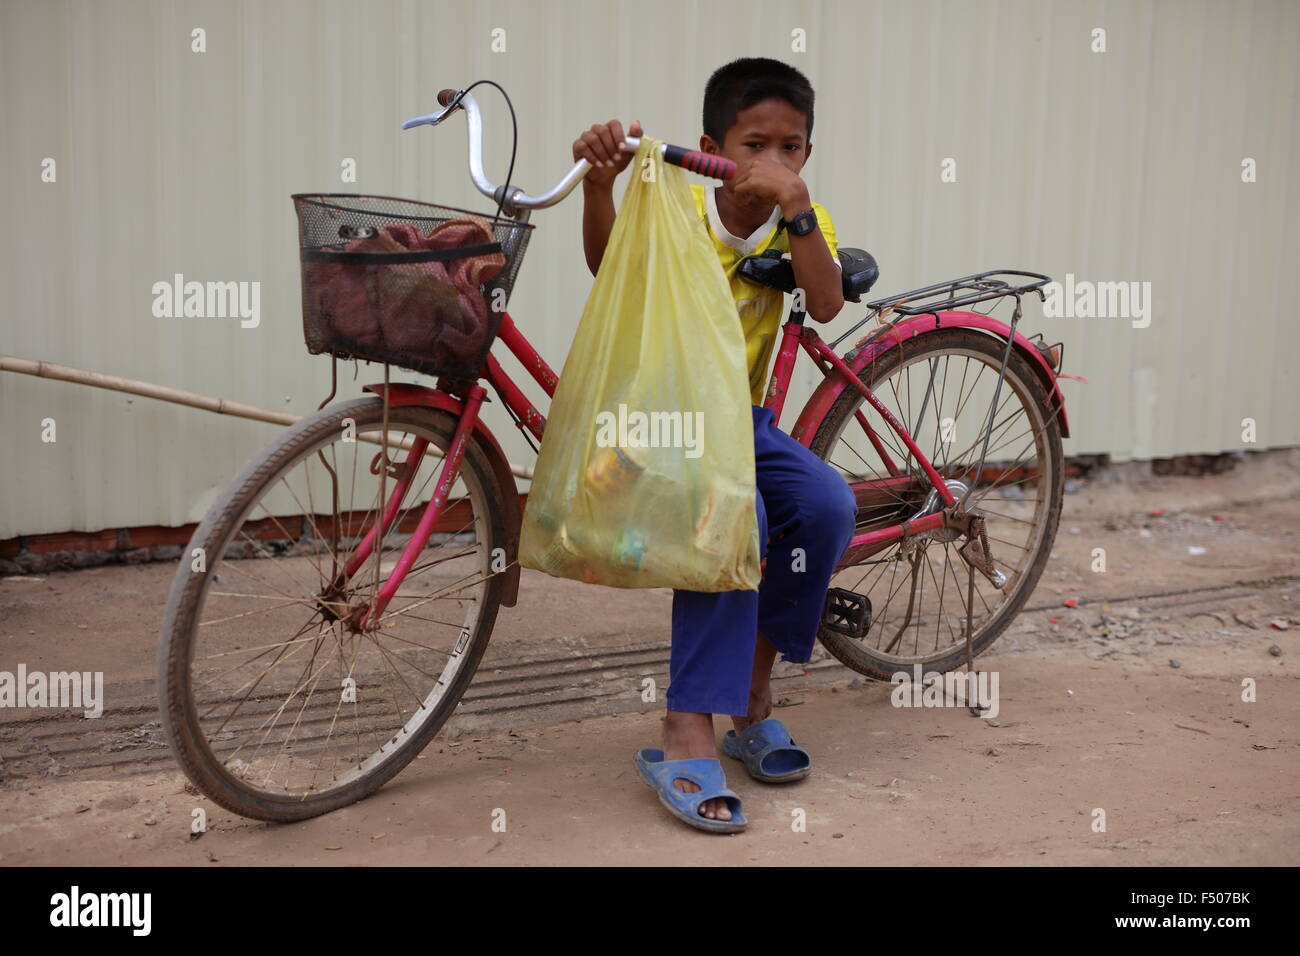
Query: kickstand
964 562 984 717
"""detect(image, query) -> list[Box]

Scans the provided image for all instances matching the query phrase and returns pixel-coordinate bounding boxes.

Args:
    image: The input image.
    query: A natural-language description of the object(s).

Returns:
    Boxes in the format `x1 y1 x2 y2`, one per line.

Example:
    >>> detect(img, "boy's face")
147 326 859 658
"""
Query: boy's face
701 97 813 189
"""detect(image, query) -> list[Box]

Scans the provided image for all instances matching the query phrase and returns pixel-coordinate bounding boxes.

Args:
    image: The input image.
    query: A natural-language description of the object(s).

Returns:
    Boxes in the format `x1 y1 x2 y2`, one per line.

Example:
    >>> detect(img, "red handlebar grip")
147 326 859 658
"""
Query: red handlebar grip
684 151 736 180
437 88 459 107
661 145 736 180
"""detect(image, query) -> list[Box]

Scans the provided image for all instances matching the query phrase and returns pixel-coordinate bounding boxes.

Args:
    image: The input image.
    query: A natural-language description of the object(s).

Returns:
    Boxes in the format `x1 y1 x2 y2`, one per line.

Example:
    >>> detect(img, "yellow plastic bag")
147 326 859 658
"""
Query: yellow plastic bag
518 137 762 591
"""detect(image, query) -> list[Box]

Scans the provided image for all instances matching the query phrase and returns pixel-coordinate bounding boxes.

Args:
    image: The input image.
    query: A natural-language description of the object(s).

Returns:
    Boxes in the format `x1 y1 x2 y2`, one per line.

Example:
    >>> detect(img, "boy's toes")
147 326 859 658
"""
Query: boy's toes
673 779 731 820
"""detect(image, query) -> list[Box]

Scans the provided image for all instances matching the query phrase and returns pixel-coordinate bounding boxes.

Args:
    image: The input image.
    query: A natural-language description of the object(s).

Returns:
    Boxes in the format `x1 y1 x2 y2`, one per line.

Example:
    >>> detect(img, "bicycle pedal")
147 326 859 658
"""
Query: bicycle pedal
823 588 872 639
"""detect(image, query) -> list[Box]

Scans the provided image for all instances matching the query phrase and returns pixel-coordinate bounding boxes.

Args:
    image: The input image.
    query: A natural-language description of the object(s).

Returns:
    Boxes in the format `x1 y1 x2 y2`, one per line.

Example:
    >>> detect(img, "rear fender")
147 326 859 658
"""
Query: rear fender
362 383 522 607
791 310 1070 445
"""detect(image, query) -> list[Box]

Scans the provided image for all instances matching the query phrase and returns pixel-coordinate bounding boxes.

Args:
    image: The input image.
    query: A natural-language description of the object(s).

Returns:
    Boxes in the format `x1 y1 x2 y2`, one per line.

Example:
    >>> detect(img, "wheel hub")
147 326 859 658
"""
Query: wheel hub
909 478 970 543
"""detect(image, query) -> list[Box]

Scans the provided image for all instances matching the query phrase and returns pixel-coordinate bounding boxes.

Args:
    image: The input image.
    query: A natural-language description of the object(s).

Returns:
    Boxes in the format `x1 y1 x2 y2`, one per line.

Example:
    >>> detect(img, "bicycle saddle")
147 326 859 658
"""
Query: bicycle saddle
739 247 879 303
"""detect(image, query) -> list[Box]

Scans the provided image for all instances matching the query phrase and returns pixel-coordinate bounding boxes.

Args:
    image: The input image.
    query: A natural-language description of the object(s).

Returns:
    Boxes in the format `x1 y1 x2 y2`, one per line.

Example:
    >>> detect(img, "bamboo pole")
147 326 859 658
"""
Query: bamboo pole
0 354 533 480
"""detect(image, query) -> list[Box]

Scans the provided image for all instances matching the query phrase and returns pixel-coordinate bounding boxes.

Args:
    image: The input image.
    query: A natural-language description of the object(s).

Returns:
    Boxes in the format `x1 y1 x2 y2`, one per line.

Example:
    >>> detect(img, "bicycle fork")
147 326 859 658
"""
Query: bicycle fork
316 384 489 632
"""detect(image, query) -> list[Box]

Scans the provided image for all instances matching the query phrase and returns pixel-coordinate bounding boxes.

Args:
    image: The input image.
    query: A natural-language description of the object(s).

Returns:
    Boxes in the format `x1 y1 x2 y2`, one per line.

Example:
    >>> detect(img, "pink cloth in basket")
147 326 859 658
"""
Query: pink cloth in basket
308 215 506 370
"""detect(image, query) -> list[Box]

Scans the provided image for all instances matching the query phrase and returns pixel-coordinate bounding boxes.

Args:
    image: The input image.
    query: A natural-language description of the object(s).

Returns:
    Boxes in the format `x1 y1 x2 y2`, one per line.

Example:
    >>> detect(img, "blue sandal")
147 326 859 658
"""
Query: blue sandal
633 749 747 833
721 718 812 783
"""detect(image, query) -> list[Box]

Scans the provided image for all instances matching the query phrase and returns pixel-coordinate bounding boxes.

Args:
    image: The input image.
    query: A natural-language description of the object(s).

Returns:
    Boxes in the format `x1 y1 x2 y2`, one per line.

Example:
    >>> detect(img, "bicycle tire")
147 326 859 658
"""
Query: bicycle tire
158 396 510 822
809 328 1064 680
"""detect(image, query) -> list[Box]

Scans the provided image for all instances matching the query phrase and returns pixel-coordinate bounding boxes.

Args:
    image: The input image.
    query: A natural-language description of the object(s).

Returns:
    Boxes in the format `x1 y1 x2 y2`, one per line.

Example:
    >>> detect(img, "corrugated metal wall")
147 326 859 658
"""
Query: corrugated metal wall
2 0 1297 539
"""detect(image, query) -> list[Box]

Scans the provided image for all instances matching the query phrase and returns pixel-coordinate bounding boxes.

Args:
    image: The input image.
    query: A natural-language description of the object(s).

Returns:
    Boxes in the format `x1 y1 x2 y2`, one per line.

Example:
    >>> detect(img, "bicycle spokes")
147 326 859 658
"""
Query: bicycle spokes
821 335 1059 663
188 414 496 797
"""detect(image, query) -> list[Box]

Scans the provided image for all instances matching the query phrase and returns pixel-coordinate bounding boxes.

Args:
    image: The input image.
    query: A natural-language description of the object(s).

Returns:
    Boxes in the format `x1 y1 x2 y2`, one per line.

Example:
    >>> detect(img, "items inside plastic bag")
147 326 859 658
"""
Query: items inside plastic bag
518 137 762 591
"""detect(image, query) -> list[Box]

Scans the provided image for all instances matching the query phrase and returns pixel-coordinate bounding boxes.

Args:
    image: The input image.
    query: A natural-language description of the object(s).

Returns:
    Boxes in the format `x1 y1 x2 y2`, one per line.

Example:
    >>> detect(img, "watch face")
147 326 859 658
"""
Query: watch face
789 211 816 235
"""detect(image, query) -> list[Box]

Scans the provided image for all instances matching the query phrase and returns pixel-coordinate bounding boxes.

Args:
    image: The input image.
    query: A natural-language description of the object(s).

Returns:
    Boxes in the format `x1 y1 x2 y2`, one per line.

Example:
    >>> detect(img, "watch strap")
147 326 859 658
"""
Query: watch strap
780 208 818 236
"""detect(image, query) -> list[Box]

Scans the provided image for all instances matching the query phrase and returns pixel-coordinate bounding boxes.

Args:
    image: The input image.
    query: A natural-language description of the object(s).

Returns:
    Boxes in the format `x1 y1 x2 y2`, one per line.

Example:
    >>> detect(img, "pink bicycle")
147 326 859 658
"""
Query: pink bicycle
159 83 1070 821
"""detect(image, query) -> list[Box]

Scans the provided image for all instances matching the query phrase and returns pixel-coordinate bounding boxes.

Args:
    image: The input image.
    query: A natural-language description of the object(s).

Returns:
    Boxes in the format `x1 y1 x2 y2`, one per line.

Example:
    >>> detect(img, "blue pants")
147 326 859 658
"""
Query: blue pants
668 405 858 716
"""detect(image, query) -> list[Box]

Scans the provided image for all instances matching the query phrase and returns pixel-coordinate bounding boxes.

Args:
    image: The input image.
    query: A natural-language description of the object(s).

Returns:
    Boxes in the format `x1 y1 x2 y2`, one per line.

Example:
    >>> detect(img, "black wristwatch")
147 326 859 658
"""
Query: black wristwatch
780 208 818 237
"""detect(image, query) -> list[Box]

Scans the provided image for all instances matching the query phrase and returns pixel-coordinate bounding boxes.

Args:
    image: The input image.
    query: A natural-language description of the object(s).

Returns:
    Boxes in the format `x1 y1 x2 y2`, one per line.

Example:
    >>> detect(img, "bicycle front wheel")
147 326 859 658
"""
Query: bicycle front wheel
811 328 1064 680
158 396 511 822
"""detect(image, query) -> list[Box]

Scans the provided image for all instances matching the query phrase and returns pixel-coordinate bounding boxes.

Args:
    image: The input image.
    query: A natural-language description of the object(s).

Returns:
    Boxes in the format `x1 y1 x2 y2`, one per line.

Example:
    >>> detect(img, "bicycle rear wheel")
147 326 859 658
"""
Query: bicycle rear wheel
810 328 1064 680
158 396 510 822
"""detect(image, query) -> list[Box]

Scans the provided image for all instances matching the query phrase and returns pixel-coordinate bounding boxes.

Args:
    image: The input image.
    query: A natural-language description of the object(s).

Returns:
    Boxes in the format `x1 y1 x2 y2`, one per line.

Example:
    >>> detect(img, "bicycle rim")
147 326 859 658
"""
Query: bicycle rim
158 397 507 820
811 328 1063 677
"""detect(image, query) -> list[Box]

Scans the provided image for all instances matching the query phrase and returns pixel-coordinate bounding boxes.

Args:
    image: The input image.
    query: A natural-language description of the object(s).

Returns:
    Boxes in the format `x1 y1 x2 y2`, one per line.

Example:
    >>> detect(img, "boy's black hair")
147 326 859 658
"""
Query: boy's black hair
702 57 815 145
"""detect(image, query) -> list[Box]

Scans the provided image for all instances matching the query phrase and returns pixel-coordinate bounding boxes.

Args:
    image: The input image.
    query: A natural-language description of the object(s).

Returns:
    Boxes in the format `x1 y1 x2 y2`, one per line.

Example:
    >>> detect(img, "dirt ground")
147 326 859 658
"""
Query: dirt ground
2 451 1298 866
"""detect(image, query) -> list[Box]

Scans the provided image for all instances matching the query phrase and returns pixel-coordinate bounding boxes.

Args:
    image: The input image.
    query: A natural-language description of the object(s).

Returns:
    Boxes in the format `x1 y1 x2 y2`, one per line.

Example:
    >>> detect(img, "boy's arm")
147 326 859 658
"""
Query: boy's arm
573 119 642 277
780 187 844 323
734 154 845 323
581 180 617 277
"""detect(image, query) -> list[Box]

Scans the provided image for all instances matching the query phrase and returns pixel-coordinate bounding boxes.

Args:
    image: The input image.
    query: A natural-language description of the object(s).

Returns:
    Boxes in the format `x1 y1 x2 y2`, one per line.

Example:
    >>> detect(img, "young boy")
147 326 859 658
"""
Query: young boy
573 58 857 831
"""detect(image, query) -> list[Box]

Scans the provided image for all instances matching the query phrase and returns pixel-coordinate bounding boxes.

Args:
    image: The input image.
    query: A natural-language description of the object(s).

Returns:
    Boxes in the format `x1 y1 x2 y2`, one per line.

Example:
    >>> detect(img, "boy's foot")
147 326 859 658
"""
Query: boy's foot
731 631 778 737
725 674 811 781
662 710 732 821
730 682 773 737
722 717 813 783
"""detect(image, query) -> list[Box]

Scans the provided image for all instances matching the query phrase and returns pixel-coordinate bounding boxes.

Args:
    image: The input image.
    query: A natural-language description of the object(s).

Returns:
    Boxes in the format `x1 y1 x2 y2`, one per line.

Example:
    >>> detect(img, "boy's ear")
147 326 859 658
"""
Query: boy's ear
699 133 721 155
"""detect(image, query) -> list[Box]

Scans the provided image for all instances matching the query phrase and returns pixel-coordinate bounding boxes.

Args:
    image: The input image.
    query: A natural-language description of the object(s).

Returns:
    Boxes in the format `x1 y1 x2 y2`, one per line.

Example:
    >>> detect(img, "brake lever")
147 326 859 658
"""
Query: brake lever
401 102 459 130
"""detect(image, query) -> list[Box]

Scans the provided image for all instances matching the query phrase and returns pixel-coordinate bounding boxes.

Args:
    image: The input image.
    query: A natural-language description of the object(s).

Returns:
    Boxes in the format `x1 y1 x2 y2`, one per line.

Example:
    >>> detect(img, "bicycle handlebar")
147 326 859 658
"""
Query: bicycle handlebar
401 88 735 215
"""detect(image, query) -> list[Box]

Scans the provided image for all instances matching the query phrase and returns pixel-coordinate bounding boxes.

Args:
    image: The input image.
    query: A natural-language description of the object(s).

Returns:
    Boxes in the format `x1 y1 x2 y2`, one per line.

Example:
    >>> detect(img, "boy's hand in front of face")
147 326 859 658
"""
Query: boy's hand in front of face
732 152 811 218
573 119 643 189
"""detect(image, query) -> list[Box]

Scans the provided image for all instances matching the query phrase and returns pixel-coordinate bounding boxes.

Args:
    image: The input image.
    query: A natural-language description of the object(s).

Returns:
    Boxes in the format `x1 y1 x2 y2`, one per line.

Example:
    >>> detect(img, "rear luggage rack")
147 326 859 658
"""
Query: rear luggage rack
863 270 1051 317
830 269 1052 351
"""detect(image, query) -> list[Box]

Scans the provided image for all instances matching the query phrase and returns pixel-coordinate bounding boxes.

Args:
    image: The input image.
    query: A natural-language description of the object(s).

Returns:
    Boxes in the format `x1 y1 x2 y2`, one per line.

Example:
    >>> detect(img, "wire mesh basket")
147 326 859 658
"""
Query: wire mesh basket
293 194 532 378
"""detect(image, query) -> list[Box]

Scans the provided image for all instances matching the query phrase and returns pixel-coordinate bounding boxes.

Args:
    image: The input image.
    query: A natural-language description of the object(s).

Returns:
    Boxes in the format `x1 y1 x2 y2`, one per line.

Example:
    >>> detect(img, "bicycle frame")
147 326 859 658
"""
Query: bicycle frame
344 84 1072 624
352 283 1069 628
764 303 1069 567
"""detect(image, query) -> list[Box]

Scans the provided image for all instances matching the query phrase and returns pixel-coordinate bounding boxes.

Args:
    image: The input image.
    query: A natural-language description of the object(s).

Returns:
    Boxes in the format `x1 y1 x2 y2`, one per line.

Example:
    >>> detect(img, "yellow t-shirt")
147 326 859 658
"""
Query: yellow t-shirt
689 183 839 405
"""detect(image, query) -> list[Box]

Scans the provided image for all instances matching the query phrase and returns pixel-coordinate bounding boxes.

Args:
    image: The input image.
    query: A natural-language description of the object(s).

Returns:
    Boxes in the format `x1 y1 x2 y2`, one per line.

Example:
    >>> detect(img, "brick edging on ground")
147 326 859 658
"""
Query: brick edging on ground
0 524 197 574
1 449 1290 576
